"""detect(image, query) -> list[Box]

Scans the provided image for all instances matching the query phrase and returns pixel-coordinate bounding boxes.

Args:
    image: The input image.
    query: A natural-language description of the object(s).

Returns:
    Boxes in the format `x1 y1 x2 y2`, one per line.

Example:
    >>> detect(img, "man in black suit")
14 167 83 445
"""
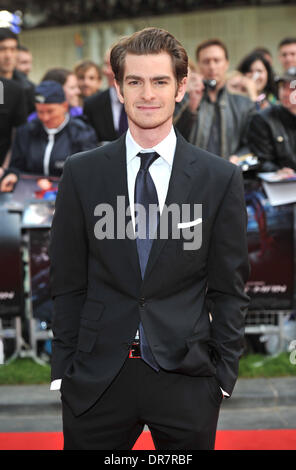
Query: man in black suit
50 27 250 450
83 49 128 144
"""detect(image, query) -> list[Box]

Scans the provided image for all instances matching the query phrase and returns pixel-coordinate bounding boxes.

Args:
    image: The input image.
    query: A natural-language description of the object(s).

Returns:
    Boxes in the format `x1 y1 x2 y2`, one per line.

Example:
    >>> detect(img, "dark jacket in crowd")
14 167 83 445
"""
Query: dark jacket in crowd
175 86 256 159
84 88 118 144
0 77 27 166
247 104 296 171
10 116 98 177
12 69 36 116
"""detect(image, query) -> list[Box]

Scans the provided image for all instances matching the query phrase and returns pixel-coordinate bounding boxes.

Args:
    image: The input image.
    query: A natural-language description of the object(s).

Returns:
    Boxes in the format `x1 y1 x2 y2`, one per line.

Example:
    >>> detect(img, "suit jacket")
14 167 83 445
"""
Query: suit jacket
49 130 250 416
83 88 118 144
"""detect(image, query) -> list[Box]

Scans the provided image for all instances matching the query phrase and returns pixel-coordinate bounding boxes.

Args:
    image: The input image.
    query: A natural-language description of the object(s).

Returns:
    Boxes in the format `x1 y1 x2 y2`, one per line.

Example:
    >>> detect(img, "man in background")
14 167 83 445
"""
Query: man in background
16 45 33 78
74 59 102 104
83 49 128 144
0 77 27 180
0 28 35 115
175 38 255 163
278 38 296 72
247 67 296 174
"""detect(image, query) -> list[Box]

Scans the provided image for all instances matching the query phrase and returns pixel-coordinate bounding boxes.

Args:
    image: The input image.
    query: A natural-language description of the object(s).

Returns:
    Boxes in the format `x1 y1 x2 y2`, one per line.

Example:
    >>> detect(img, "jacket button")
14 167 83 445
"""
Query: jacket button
139 297 146 307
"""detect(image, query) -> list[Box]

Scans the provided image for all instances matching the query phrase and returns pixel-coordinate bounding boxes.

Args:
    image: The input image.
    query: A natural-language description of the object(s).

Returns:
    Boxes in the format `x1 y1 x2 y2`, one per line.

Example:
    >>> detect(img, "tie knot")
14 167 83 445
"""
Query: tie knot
137 152 159 172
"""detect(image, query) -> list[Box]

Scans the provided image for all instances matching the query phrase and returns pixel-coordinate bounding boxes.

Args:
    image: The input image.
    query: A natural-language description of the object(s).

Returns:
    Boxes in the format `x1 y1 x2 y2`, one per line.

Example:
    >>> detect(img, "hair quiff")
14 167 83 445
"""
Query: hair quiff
110 27 188 86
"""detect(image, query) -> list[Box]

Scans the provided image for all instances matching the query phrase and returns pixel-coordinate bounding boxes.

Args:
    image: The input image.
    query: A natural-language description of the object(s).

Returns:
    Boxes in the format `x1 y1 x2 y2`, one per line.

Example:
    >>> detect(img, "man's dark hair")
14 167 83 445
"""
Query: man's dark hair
17 45 30 52
110 27 188 87
195 38 229 61
0 28 18 44
42 67 73 86
252 46 272 59
278 37 296 49
74 60 101 79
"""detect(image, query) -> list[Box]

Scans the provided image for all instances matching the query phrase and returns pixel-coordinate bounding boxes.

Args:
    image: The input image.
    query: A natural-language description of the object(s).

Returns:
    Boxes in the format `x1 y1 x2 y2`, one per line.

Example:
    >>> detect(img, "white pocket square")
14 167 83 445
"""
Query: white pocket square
177 218 202 229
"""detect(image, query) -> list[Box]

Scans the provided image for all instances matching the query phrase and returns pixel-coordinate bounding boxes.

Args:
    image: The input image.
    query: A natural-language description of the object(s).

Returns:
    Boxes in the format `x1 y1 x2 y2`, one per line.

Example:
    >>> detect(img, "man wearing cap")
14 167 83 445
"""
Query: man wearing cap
247 67 296 175
0 80 97 191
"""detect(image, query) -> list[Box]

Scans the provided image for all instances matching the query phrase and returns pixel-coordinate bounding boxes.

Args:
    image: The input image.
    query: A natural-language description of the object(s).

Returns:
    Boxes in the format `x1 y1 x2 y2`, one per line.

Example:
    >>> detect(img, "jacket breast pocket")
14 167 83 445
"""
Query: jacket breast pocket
179 219 211 259
77 299 104 353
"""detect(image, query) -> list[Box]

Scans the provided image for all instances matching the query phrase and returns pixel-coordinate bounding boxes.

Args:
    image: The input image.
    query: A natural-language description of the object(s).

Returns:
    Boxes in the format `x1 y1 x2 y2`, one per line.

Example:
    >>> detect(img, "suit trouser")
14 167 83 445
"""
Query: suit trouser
61 357 222 450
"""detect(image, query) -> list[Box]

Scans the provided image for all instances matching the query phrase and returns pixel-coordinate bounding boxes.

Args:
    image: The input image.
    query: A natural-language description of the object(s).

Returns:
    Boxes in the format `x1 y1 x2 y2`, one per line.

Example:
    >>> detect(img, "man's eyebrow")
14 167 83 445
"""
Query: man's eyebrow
124 74 172 81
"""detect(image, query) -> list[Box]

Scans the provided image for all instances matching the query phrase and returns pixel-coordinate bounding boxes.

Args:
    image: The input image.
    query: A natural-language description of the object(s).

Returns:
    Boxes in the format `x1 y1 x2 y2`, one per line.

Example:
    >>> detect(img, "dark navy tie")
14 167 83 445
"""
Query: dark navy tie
135 151 160 371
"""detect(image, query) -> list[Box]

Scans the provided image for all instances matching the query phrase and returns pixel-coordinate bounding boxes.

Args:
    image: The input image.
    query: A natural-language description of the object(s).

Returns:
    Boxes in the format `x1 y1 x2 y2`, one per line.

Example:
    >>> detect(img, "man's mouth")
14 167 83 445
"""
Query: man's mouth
137 105 160 110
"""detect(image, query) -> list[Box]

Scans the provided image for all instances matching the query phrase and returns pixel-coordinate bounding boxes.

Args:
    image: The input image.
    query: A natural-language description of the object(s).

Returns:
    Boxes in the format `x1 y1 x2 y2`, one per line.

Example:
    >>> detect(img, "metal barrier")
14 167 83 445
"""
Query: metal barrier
244 310 295 354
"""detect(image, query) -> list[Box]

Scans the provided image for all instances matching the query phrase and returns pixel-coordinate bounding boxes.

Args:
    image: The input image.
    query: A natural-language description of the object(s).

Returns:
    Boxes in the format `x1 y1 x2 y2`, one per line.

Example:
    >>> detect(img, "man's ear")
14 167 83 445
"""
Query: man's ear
62 101 69 112
175 77 187 103
114 80 124 104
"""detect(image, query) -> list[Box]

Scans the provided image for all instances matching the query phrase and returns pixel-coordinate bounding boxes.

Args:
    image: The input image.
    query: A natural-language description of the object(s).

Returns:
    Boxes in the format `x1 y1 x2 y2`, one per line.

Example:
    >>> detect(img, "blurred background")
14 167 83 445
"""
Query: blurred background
2 0 296 82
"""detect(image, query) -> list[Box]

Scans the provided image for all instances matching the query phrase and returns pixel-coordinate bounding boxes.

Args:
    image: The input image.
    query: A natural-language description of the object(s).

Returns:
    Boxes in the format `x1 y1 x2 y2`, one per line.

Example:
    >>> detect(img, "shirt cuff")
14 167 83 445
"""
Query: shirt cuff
220 387 230 398
50 379 62 390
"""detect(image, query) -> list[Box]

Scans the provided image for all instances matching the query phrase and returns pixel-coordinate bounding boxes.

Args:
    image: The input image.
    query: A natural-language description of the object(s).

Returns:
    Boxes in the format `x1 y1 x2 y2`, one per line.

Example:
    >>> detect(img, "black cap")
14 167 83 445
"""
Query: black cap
35 80 66 104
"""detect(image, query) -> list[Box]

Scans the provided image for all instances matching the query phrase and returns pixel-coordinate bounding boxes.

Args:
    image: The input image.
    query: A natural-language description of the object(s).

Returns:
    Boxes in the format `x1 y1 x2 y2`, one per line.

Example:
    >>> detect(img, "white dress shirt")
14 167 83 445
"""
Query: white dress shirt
42 113 70 176
126 126 176 230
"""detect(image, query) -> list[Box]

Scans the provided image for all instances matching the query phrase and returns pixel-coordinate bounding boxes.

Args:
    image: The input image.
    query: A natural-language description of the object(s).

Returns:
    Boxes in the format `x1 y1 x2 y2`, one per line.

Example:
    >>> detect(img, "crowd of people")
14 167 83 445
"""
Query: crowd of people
0 26 296 193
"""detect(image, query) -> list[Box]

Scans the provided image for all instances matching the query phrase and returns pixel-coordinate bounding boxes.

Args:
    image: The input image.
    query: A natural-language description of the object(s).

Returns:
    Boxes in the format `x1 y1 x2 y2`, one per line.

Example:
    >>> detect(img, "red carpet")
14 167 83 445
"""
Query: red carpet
0 430 296 450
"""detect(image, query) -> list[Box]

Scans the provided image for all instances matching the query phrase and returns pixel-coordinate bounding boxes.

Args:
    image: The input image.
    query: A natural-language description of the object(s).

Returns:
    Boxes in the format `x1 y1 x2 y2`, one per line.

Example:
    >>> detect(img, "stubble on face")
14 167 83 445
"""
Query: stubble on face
114 52 186 144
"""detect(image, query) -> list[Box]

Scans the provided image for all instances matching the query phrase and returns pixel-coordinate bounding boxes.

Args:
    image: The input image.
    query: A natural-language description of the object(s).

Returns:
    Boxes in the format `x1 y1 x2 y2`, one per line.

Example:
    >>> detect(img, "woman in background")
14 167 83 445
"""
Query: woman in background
237 51 278 110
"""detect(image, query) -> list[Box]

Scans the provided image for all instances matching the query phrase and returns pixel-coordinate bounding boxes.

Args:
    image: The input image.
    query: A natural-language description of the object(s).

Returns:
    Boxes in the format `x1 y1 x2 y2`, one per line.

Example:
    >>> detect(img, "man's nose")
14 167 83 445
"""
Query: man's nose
208 61 216 71
141 82 155 100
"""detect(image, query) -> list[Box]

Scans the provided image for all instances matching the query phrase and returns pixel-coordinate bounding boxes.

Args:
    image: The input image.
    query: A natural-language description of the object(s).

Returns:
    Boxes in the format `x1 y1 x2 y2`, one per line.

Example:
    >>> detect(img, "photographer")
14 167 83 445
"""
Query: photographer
247 67 296 174
175 39 256 163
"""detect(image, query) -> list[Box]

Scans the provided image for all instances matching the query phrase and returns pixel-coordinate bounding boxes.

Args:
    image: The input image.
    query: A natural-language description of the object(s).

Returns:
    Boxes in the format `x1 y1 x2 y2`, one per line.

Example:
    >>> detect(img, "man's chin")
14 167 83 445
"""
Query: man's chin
131 117 172 131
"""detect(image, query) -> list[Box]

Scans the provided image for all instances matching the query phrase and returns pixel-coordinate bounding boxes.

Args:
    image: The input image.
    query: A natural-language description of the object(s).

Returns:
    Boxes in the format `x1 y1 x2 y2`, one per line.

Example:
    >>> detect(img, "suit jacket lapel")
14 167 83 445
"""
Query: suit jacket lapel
101 135 141 281
143 132 196 282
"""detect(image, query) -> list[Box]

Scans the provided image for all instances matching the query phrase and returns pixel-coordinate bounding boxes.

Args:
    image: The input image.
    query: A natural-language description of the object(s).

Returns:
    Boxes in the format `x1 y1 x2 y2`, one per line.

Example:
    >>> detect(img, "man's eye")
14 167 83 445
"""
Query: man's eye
128 81 139 85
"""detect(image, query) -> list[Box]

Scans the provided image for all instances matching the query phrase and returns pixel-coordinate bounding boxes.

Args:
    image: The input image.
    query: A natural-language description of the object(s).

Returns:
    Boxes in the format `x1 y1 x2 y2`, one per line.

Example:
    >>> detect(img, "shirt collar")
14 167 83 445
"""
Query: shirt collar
126 126 176 167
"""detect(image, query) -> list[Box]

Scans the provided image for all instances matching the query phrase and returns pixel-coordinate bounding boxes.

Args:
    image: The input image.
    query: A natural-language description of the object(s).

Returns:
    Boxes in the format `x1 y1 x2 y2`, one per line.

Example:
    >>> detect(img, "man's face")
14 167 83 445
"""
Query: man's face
16 50 32 76
35 102 68 129
245 59 268 93
279 44 296 71
278 80 296 114
77 66 102 98
114 52 186 133
197 45 229 86
0 38 18 76
63 73 80 107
